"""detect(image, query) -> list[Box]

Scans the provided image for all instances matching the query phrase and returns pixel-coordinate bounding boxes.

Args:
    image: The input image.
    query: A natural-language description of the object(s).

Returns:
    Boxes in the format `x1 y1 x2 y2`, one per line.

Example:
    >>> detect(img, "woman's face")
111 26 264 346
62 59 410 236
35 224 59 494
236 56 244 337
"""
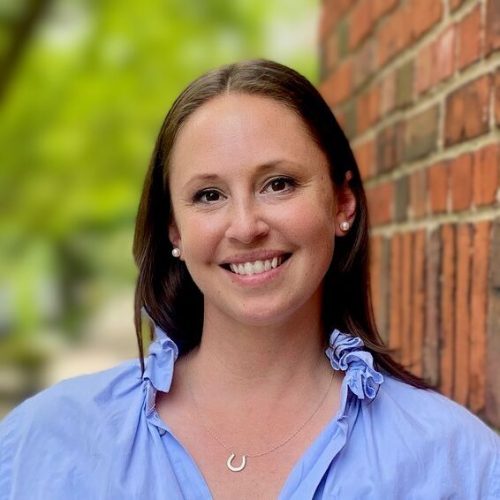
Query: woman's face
168 93 350 328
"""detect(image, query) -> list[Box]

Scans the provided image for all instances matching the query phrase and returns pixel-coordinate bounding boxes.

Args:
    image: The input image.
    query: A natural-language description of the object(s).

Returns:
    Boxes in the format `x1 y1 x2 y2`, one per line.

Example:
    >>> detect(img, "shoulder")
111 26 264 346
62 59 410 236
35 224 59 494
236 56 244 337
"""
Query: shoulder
0 360 148 498
372 374 498 444
344 374 500 498
370 375 499 490
3 359 142 424
376 375 496 437
0 359 144 454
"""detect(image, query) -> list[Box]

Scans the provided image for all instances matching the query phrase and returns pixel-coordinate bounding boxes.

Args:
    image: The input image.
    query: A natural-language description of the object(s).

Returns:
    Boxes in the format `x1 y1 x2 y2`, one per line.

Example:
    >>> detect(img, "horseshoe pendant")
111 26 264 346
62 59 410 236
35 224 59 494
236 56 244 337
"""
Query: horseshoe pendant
226 453 247 472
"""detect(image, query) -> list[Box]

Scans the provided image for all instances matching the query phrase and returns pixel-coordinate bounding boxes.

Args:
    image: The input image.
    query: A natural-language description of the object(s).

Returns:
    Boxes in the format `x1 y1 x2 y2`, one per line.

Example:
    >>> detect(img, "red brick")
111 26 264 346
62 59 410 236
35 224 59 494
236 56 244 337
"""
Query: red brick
319 0 342 40
495 68 500 126
343 100 357 138
401 232 413 369
410 169 427 219
367 181 394 225
450 153 473 211
341 0 357 11
454 223 472 406
378 3 412 66
469 221 491 413
410 0 443 41
434 25 456 84
356 85 379 134
320 59 354 106
411 230 425 376
445 75 491 146
395 60 414 108
395 176 410 222
389 234 402 356
323 30 340 72
427 160 449 213
424 229 441 386
353 138 375 179
338 18 350 57
320 0 358 40
368 84 381 125
486 219 500 427
456 5 482 70
449 0 466 12
486 0 500 55
403 105 439 161
379 70 396 116
373 0 399 20
353 39 377 89
415 41 434 95
440 224 456 398
349 0 374 49
473 144 500 206
376 122 405 171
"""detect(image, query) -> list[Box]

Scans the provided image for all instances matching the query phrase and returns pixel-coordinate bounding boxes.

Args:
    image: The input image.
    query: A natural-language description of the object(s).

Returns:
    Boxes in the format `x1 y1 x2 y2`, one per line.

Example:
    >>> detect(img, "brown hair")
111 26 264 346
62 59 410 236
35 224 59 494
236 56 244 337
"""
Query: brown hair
133 59 430 389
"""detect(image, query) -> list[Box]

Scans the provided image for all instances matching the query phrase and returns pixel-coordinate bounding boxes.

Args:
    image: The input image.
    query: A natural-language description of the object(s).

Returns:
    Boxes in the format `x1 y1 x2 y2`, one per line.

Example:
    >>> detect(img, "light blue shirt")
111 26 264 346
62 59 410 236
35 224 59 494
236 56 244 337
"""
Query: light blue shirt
1 327 499 499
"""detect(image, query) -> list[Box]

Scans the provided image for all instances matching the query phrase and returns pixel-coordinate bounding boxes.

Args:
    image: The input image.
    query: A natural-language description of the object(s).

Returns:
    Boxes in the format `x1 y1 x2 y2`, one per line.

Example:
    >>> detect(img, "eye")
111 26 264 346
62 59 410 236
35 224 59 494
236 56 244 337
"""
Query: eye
193 189 224 204
263 176 297 194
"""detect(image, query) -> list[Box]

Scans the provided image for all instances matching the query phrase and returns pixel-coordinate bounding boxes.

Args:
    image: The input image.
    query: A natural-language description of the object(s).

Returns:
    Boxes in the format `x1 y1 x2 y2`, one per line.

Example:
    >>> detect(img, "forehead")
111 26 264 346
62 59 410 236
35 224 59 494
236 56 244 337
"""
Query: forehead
169 93 324 175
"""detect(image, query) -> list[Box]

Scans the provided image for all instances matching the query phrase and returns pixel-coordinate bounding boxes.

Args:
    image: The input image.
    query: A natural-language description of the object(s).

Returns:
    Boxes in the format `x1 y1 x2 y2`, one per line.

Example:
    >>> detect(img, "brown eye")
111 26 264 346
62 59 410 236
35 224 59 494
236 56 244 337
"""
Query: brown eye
270 178 287 191
263 176 297 194
193 189 224 204
203 191 220 202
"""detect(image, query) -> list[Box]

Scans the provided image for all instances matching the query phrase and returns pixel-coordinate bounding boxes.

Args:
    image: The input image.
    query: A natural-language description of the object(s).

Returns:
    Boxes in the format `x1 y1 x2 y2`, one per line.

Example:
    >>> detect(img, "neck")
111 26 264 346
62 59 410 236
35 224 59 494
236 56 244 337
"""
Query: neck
171 307 340 462
184 307 330 403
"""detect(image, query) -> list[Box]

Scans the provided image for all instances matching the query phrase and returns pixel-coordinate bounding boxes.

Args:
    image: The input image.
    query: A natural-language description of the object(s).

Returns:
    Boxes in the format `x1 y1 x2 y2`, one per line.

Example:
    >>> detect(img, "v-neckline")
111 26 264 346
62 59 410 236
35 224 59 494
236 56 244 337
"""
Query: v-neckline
148 374 356 499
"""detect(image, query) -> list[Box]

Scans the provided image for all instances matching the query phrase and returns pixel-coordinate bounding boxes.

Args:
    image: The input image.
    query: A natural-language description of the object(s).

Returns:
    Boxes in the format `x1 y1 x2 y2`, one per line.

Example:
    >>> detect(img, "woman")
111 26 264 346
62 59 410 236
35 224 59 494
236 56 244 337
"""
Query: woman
1 60 498 499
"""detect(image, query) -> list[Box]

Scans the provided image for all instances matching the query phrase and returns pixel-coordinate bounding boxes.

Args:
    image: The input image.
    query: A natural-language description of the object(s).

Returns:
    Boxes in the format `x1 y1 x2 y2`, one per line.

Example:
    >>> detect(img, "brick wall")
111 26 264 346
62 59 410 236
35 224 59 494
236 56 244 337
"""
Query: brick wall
319 0 500 428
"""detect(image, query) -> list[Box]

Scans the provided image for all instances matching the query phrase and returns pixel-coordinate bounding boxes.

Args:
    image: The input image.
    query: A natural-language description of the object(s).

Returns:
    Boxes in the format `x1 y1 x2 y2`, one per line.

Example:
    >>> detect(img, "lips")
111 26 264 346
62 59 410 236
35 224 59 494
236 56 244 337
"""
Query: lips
221 253 291 276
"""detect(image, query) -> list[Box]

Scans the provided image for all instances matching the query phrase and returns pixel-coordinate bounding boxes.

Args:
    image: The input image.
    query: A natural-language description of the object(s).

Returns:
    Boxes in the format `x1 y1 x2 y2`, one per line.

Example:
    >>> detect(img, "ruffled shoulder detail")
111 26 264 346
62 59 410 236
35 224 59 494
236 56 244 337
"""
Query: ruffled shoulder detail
143 325 179 393
325 329 384 400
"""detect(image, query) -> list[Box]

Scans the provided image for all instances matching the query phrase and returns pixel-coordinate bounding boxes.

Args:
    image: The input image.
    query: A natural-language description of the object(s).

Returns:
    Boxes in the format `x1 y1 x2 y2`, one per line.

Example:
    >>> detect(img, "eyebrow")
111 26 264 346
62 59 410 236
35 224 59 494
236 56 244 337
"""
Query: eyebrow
181 160 300 190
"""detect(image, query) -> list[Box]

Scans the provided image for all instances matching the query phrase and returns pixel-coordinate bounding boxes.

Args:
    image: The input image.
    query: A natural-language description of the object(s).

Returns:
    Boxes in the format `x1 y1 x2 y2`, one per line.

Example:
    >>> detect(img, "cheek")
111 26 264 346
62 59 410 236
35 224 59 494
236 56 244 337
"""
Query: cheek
289 198 336 269
176 215 222 261
284 194 336 243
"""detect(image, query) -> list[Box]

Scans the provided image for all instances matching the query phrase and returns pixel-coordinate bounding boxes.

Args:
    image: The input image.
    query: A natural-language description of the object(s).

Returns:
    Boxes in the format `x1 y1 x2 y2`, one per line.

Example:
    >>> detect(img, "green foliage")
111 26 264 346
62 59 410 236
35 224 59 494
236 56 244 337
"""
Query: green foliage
0 0 318 366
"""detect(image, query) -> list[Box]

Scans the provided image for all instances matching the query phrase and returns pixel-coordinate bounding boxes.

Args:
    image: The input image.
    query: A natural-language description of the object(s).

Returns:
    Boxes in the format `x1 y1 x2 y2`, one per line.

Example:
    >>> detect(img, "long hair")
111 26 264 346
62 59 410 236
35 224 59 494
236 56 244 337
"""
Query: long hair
133 59 429 389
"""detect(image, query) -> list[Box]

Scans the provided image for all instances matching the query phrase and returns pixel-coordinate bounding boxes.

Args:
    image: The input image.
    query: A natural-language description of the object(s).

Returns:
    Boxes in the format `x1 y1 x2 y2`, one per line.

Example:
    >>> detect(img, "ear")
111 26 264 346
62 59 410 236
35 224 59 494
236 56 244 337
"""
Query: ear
168 220 183 259
335 171 356 237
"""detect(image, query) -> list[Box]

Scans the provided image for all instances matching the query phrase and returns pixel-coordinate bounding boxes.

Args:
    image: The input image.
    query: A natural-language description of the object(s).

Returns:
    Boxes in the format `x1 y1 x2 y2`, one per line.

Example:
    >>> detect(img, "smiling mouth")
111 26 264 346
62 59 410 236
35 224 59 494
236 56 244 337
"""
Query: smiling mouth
222 254 291 276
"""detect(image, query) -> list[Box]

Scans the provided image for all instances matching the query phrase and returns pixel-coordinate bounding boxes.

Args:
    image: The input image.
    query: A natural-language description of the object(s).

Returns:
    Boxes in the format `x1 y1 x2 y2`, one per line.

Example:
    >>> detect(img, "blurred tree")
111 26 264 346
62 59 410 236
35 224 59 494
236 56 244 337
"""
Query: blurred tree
0 0 54 100
0 0 317 403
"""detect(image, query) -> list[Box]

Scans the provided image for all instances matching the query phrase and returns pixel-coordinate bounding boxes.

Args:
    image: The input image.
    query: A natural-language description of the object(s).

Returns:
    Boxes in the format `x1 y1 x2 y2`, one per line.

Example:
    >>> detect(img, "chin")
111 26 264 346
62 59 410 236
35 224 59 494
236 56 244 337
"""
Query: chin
228 302 308 329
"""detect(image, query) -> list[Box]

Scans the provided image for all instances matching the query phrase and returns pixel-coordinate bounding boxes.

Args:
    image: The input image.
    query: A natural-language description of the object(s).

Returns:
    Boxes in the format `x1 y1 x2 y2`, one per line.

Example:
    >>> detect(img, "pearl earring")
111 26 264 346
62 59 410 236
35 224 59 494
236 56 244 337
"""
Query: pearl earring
171 247 181 258
340 221 350 232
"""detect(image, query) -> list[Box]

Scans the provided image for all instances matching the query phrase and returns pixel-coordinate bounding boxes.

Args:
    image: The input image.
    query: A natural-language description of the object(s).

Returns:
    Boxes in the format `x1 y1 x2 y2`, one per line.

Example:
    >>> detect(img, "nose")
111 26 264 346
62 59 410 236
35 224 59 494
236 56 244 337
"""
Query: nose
224 199 270 244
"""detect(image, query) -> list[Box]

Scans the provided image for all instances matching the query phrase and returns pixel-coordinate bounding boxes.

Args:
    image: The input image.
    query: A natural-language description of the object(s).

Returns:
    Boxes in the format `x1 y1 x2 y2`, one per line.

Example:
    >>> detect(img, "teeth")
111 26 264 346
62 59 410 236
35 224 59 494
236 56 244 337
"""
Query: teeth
228 257 285 276
253 261 264 273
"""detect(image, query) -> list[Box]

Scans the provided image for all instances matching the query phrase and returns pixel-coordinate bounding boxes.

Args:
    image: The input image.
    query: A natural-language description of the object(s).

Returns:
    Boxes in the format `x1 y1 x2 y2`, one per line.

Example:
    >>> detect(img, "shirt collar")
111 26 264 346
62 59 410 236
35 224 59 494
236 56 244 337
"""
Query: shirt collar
143 325 384 402
325 329 384 401
143 325 179 394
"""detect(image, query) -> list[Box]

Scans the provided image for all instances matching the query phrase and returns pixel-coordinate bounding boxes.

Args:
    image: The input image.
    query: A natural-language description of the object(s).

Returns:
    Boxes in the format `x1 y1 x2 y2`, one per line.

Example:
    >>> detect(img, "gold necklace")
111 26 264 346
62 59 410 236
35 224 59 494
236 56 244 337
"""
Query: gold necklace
188 370 335 472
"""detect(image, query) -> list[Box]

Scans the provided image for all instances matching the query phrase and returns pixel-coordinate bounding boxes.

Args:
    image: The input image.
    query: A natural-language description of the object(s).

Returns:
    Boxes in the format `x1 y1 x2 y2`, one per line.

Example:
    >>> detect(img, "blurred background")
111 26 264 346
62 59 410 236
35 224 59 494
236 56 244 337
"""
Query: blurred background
0 0 318 416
